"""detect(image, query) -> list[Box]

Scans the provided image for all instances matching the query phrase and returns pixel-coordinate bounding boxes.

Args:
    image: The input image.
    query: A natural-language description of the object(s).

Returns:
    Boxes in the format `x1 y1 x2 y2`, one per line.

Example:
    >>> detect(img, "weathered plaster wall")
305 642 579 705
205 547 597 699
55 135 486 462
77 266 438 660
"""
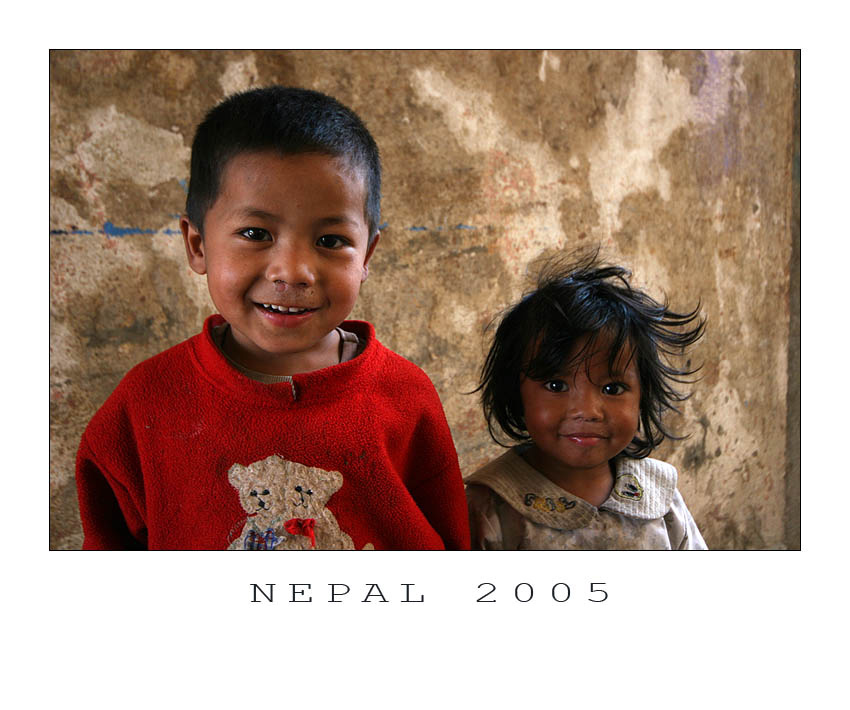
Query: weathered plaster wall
49 50 800 550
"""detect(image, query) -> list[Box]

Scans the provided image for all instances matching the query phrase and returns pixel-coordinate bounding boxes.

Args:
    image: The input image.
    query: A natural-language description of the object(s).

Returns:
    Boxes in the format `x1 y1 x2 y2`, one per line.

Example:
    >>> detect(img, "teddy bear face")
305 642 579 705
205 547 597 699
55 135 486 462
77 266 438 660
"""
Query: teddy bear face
234 475 282 518
228 454 344 526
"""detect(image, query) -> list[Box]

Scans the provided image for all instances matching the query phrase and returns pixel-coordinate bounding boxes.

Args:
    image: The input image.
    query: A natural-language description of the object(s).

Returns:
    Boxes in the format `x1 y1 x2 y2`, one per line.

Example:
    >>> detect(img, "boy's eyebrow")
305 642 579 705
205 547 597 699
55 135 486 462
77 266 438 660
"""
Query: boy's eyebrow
230 206 279 221
229 207 360 227
315 215 361 227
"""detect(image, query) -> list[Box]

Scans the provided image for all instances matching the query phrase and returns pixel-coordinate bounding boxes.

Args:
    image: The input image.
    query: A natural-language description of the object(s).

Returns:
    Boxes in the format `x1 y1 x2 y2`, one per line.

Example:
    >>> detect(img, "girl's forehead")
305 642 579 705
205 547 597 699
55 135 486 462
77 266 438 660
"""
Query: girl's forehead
561 333 637 374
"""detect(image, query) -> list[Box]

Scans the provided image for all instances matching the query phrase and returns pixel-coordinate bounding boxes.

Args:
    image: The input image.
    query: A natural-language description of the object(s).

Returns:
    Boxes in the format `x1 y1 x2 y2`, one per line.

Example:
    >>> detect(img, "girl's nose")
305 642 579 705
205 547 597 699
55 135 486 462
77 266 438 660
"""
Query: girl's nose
265 240 316 287
567 383 603 421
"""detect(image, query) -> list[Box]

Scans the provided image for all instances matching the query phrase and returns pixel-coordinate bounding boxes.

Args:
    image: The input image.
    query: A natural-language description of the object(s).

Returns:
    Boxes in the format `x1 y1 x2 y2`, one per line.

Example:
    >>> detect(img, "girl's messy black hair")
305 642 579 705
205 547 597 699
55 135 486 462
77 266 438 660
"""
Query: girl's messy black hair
478 248 705 458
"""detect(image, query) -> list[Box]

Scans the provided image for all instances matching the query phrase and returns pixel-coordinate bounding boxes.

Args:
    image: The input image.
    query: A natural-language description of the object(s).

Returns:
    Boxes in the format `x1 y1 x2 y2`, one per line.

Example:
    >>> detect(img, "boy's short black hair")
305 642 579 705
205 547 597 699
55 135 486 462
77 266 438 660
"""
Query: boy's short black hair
186 86 381 242
478 249 705 458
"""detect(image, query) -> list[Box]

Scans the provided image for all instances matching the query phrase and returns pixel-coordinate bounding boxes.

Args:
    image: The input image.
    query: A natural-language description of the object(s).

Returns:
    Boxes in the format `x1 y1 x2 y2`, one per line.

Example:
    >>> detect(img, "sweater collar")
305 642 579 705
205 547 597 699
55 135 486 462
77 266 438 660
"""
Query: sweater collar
188 315 380 406
466 448 678 529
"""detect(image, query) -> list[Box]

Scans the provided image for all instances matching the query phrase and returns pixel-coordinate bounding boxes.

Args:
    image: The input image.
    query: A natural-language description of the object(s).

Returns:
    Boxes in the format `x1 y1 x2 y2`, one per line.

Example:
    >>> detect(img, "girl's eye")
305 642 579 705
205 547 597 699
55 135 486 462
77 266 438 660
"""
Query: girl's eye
602 382 627 395
317 234 348 249
543 380 568 393
239 227 271 241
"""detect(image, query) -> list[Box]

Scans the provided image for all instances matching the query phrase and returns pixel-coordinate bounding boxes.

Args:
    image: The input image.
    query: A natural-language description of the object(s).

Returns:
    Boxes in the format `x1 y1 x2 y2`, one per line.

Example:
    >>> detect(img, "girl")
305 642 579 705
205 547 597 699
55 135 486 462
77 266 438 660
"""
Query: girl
467 251 708 550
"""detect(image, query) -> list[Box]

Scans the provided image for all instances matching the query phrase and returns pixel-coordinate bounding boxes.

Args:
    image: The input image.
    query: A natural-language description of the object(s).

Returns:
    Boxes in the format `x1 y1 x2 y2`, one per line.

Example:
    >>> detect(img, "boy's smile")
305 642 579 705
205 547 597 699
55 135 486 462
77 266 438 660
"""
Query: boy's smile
520 336 641 501
182 151 378 376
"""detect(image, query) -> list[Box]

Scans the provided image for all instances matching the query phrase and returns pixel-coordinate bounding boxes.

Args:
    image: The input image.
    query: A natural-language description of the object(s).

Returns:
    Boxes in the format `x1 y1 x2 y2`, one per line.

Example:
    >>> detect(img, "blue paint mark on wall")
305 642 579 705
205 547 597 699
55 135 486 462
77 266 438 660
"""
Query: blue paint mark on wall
51 222 181 238
103 221 156 238
49 219 480 238
406 224 479 232
49 228 95 235
178 179 188 194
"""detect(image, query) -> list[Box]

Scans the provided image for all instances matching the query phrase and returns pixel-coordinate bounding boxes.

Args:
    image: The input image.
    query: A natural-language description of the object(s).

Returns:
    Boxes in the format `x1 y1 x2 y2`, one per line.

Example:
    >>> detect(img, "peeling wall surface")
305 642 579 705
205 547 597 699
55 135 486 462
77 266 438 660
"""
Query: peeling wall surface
49 50 800 550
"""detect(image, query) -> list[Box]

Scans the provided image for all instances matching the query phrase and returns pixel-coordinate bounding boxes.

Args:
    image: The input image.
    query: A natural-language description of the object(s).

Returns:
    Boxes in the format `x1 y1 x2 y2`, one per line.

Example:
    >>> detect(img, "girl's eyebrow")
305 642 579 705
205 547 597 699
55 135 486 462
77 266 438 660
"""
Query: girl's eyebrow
557 357 633 379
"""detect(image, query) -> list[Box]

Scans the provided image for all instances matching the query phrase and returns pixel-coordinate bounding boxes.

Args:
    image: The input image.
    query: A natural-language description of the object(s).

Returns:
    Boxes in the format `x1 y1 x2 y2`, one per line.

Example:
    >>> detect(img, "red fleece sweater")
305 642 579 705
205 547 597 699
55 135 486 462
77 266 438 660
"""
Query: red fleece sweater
76 315 470 550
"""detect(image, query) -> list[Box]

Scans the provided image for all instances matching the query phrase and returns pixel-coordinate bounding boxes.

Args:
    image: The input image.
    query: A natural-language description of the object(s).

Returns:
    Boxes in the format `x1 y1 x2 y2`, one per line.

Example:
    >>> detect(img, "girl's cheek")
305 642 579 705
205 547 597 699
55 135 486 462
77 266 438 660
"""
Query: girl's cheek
533 403 559 427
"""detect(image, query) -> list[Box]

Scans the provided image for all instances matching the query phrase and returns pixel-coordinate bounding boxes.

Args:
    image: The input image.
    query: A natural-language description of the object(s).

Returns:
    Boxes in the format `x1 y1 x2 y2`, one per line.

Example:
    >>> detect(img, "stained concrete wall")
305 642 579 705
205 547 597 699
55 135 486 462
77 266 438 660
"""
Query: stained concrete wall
49 50 800 550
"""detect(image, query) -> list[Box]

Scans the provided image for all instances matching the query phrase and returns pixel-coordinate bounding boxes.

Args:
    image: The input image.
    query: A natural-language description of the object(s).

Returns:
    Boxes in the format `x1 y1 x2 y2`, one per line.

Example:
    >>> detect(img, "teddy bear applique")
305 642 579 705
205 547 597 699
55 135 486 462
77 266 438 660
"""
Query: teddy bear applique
227 454 373 550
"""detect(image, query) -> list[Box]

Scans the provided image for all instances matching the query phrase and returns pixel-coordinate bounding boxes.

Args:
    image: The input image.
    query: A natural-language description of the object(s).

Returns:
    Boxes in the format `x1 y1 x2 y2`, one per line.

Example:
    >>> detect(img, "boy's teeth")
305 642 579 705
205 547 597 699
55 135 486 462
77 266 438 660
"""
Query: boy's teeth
262 303 307 313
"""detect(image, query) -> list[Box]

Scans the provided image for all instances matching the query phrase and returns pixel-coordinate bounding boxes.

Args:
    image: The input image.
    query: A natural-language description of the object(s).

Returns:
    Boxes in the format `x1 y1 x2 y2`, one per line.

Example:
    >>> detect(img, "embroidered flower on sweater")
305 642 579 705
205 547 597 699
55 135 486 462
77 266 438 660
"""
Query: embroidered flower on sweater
613 473 644 502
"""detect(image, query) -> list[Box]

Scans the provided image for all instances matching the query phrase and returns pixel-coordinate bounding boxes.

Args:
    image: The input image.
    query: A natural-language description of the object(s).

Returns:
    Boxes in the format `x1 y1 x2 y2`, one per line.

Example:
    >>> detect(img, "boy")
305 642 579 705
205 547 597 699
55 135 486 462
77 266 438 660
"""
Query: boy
75 87 471 550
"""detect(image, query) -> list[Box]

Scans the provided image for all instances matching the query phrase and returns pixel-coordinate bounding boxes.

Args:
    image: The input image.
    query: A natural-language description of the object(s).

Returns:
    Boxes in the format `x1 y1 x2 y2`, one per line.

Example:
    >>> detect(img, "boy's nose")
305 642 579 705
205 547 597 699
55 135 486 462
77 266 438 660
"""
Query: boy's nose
265 241 316 287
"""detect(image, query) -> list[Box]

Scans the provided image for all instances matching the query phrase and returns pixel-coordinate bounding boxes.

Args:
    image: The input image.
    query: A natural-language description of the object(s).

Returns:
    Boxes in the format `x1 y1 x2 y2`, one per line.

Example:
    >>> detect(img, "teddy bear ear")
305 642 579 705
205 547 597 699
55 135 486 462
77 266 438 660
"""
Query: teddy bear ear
227 463 247 487
312 467 344 500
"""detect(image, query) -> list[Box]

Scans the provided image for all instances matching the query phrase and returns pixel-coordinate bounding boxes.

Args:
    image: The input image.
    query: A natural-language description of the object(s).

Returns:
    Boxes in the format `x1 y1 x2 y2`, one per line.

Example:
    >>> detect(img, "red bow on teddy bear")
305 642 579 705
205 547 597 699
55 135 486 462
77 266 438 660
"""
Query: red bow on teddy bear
284 517 317 548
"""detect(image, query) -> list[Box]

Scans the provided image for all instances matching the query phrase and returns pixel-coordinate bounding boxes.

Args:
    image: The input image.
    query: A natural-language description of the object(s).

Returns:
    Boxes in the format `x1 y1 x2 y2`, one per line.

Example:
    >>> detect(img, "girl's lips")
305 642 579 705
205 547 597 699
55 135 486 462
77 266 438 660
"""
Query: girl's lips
561 433 607 446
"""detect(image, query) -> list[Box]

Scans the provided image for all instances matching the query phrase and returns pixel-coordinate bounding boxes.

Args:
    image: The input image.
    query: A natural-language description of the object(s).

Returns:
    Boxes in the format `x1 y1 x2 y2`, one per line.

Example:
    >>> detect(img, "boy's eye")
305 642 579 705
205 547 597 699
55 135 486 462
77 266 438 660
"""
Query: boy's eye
602 382 627 395
316 234 348 249
543 380 568 393
239 227 271 241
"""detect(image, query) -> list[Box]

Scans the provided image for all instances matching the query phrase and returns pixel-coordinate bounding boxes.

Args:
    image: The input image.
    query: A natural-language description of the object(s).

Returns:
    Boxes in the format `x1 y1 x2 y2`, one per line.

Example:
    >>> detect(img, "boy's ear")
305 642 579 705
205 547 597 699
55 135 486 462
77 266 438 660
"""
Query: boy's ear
181 216 207 275
361 232 380 282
